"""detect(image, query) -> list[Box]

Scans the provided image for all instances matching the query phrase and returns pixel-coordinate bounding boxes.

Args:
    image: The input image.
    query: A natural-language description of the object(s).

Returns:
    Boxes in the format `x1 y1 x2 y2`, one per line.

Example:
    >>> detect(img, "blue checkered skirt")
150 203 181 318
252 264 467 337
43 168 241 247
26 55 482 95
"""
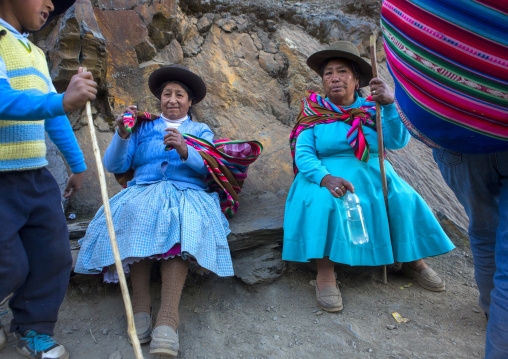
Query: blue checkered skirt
75 181 233 277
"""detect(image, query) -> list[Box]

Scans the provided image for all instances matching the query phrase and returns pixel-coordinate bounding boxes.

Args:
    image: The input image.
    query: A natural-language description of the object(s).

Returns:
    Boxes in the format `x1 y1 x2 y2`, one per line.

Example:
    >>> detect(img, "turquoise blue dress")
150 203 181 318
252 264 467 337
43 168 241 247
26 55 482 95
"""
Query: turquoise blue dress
282 96 455 266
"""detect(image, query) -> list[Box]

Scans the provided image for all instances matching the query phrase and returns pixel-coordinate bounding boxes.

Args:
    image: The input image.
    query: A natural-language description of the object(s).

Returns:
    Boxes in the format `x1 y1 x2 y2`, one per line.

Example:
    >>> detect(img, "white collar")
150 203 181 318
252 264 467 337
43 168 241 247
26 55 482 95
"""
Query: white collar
160 114 189 123
0 18 30 39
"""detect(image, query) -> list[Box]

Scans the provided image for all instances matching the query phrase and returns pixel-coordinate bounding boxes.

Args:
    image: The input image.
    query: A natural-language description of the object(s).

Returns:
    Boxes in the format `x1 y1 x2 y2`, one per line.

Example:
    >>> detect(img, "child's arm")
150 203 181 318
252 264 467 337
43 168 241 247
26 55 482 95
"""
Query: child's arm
0 79 67 120
45 113 87 197
45 114 86 173
0 65 96 120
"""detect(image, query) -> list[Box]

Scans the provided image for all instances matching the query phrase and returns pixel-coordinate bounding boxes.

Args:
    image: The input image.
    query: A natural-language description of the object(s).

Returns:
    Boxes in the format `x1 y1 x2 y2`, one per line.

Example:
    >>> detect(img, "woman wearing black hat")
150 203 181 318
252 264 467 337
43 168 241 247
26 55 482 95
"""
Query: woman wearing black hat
75 65 233 356
283 42 454 312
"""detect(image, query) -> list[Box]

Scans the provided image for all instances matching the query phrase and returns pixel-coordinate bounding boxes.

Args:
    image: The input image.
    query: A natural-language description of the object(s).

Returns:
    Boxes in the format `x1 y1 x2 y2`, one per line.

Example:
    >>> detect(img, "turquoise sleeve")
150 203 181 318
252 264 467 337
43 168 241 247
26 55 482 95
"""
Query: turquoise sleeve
294 127 330 185
381 103 410 150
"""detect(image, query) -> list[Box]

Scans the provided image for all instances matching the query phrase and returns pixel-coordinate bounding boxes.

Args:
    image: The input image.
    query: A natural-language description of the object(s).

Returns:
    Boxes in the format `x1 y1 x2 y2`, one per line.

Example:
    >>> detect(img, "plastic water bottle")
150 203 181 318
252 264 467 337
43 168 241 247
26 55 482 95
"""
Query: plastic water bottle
343 192 369 245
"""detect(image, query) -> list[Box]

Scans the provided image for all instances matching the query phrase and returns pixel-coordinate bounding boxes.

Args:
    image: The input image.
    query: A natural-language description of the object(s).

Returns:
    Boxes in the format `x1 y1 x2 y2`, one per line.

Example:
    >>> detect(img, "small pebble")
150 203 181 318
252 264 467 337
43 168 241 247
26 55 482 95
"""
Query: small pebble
386 325 396 330
273 316 277 321
108 351 122 359
314 319 319 324
316 311 323 316
102 329 109 335
62 329 73 334
472 307 480 313
281 315 287 318
273 335 279 340
368 348 373 353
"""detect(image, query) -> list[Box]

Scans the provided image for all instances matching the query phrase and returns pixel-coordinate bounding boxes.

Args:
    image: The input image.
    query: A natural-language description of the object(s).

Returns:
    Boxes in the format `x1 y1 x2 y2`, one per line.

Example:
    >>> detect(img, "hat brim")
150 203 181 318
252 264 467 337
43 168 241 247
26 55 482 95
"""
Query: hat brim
43 0 76 29
148 67 207 104
307 49 373 88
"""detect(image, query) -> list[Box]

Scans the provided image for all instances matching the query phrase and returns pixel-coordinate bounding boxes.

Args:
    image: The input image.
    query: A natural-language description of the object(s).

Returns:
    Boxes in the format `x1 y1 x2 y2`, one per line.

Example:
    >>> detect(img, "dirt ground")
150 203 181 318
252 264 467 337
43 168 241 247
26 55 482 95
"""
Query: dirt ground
1 242 486 359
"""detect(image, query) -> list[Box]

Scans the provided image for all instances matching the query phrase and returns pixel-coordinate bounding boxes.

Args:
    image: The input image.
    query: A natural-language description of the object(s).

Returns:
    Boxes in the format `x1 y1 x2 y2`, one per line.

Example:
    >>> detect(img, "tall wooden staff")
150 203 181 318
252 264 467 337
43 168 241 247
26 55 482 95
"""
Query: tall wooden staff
369 36 389 285
83 68 144 358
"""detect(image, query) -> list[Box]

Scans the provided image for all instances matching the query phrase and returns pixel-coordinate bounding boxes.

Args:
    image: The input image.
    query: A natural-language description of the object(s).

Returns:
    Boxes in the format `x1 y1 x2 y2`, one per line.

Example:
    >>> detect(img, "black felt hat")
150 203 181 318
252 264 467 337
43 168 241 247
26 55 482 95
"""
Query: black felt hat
148 65 207 104
307 41 373 88
45 0 77 27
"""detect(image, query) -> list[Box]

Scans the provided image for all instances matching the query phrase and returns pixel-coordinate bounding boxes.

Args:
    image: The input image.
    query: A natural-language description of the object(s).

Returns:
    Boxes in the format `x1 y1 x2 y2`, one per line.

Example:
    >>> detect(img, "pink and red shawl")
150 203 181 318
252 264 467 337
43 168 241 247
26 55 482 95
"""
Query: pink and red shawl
290 91 376 176
382 0 508 153
166 136 262 218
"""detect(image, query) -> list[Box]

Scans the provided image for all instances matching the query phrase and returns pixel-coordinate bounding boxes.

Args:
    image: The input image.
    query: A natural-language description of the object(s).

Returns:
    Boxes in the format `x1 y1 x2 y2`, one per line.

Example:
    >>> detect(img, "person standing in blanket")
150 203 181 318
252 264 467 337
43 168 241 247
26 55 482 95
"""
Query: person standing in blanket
75 65 235 357
381 0 508 357
0 0 97 358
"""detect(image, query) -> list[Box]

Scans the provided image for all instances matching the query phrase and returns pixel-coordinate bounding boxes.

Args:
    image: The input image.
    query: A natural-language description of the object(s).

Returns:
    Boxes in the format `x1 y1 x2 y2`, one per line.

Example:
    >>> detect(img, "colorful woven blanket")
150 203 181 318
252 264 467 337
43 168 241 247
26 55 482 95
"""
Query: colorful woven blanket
166 136 263 218
113 112 263 218
382 0 508 153
290 91 376 175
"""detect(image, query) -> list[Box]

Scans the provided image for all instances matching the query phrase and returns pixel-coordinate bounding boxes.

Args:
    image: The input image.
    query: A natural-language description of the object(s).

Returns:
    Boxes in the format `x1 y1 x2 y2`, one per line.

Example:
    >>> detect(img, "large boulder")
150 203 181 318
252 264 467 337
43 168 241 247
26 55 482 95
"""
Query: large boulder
43 0 468 284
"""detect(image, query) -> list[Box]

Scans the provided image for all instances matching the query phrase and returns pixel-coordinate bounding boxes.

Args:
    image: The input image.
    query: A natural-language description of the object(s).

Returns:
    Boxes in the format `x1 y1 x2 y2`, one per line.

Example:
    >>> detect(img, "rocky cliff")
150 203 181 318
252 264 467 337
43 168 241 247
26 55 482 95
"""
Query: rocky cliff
37 0 468 283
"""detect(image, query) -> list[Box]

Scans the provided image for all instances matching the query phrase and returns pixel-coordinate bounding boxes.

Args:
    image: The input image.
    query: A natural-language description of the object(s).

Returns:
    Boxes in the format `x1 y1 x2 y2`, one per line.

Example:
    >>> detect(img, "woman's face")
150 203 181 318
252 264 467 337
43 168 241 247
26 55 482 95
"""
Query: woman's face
160 82 192 120
322 58 359 106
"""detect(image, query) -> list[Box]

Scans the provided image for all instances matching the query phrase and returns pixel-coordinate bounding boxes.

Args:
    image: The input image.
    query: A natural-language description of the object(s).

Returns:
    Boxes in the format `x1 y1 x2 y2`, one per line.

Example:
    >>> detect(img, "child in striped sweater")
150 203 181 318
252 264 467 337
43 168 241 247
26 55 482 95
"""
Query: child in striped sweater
0 0 97 358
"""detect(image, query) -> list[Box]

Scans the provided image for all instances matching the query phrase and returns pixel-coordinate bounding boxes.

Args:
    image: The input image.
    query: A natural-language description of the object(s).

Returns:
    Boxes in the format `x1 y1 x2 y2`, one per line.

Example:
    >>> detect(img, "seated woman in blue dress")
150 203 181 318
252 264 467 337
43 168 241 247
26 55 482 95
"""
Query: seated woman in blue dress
75 65 232 356
283 41 455 312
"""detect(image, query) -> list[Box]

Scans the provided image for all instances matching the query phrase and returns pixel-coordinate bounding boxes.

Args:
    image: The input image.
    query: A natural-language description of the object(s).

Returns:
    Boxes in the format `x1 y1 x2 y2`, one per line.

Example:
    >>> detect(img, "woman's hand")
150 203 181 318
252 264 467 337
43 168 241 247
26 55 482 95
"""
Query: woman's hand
369 77 394 106
320 174 355 198
164 128 188 160
115 105 137 139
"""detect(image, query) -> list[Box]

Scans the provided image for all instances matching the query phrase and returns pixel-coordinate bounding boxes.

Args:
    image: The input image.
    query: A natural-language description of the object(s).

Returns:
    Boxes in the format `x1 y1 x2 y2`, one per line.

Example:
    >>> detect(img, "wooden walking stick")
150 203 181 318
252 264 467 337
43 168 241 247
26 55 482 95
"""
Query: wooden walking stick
369 36 389 285
83 68 144 359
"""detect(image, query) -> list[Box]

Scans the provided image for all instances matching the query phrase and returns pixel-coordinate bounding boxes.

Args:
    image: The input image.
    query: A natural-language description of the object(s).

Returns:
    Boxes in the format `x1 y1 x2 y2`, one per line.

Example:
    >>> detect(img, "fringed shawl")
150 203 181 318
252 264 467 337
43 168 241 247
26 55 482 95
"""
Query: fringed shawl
290 91 377 176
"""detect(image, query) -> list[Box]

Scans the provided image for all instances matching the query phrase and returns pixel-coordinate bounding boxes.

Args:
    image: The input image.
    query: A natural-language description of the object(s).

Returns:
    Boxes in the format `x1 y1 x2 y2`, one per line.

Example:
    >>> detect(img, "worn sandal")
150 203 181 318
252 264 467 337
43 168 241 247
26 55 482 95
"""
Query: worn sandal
149 325 179 356
401 263 446 292
315 284 343 312
128 312 152 344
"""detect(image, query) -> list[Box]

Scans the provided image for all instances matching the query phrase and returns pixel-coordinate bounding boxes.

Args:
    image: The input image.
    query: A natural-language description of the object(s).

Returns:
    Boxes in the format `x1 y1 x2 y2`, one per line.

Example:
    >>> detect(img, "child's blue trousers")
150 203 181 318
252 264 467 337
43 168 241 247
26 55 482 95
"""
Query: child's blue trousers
0 168 72 336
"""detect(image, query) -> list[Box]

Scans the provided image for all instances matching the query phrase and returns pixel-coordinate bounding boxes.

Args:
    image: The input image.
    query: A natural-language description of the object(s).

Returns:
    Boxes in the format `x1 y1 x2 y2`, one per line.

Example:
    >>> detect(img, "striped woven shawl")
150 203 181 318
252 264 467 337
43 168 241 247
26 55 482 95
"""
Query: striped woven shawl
290 91 376 176
115 113 263 218
382 0 508 153
171 136 262 218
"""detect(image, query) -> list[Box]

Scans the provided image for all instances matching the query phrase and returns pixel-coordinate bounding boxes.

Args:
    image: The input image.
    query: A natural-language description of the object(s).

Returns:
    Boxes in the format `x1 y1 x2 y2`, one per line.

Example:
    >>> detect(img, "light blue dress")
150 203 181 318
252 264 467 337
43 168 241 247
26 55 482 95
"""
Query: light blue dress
75 116 233 279
282 96 455 266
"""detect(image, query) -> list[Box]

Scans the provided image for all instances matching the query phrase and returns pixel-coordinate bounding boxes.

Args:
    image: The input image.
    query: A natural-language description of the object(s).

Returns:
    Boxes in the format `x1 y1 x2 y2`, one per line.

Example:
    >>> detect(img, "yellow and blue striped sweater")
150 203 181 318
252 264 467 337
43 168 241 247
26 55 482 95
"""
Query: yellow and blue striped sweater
0 23 86 172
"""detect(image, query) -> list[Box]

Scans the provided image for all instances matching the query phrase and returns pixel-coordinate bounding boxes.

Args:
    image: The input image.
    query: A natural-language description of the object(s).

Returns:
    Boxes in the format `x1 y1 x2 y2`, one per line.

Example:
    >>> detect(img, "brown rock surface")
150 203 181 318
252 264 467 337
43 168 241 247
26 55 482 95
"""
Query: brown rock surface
39 0 467 283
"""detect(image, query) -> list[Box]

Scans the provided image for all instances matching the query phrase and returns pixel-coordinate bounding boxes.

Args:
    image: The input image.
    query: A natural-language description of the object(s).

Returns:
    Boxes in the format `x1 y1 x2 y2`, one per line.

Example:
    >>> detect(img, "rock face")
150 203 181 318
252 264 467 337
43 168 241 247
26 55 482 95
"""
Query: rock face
40 0 468 284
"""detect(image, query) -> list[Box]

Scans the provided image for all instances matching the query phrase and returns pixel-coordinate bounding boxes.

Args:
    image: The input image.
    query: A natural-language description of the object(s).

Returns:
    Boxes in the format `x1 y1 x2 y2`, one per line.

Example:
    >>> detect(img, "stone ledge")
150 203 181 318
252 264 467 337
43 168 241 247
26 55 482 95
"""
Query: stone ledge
68 191 287 285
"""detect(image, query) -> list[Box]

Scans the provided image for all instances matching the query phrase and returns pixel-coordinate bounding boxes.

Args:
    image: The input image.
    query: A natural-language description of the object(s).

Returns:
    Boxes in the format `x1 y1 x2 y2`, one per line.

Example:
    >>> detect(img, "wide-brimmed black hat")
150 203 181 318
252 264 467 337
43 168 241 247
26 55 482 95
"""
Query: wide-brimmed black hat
148 65 207 104
307 41 372 88
45 0 76 27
